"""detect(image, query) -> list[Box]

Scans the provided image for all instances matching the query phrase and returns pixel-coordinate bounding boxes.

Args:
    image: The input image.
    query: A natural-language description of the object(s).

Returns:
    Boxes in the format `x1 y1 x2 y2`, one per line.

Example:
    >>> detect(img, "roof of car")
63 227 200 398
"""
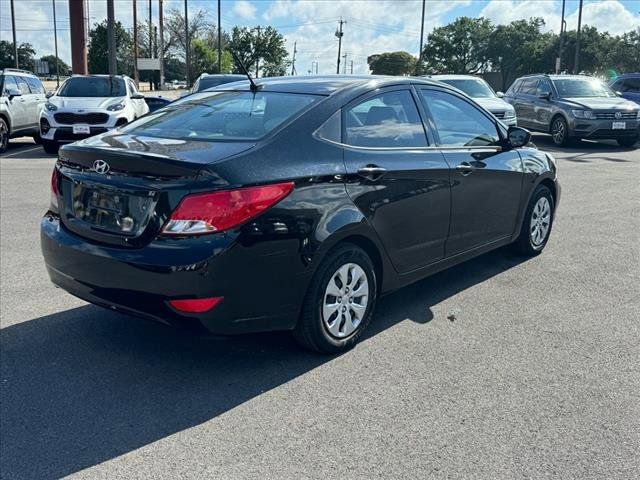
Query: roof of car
0 68 36 77
614 73 640 78
429 74 485 81
212 75 445 95
519 73 600 81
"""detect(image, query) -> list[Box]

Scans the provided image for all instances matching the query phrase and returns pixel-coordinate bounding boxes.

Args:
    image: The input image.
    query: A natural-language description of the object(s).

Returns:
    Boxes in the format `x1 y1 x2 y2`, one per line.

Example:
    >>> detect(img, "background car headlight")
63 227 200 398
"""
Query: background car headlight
107 103 125 111
571 109 596 119
45 102 57 112
504 109 516 119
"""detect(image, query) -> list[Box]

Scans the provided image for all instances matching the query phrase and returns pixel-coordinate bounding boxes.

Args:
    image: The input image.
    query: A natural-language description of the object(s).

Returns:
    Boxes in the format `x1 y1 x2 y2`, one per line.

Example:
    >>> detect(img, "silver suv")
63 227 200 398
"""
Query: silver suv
504 74 639 147
0 69 47 153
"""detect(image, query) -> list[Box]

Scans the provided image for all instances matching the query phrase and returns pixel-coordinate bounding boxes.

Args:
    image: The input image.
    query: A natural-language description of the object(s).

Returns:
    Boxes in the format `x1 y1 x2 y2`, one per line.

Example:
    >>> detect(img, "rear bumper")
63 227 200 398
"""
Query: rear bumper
41 214 310 334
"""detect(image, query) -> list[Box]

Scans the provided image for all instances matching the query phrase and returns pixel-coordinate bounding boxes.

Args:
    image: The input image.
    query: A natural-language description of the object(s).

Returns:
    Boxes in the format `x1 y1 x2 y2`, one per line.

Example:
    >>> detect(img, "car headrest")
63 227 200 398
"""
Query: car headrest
365 106 398 125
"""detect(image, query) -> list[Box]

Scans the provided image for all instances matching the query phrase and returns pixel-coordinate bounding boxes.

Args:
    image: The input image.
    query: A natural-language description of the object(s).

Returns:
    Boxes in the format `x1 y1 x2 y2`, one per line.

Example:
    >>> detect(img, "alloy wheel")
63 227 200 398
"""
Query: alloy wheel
552 119 565 145
530 197 551 246
0 122 7 151
322 263 369 338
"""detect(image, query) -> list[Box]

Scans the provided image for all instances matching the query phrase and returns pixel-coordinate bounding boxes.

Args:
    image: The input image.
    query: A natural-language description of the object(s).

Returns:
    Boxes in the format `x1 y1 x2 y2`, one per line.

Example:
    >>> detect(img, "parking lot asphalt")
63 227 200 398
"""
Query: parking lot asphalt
1 136 639 479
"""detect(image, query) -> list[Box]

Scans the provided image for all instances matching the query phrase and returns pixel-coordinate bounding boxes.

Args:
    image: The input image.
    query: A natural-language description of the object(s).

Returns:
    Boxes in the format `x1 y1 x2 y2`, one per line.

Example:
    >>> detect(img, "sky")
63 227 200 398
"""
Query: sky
1 0 639 75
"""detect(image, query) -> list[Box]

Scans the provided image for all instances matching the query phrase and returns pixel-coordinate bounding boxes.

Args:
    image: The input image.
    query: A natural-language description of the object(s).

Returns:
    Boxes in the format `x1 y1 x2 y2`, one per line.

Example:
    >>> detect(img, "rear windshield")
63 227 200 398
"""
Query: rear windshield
120 91 321 141
440 79 496 98
552 78 616 98
57 77 126 97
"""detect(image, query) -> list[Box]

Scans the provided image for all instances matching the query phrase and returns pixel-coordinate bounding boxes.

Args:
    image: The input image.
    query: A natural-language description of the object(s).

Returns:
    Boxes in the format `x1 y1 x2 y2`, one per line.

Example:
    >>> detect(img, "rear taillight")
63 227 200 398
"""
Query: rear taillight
169 297 223 313
162 182 294 236
50 167 60 211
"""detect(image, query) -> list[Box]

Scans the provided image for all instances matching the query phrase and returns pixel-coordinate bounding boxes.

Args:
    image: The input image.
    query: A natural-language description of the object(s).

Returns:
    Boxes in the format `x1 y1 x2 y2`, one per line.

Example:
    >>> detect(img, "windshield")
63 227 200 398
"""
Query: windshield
440 79 496 98
57 77 126 97
120 91 321 141
553 78 616 98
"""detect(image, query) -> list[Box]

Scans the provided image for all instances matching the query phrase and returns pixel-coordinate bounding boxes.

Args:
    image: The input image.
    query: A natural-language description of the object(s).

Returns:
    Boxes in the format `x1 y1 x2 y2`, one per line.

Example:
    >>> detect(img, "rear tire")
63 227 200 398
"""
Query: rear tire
617 136 638 147
294 243 377 354
550 116 571 147
0 118 8 153
513 185 555 256
42 140 59 155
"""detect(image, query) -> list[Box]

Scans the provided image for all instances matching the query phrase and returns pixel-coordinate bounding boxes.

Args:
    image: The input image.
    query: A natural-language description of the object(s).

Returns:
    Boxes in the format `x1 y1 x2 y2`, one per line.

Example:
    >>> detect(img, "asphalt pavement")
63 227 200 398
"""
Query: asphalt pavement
1 135 639 479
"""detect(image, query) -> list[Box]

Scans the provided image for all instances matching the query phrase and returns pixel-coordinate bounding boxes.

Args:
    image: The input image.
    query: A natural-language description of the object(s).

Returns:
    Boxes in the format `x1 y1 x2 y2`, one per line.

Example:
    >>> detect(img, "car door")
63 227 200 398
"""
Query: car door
512 77 539 128
418 87 523 256
342 87 451 273
532 78 554 131
127 79 146 117
24 76 47 127
2 76 28 130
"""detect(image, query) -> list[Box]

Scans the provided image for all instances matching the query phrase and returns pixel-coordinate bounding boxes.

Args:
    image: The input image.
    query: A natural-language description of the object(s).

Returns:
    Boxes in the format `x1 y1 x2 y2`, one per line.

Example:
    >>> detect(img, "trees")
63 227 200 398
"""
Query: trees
39 55 71 76
191 38 233 78
367 52 417 75
422 17 493 74
228 26 289 77
87 21 133 76
0 41 36 70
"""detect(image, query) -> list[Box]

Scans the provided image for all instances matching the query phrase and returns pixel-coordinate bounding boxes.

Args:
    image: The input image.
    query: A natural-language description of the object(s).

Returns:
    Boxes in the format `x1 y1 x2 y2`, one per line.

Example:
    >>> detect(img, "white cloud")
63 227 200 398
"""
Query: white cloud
232 0 257 20
479 0 562 32
567 0 640 35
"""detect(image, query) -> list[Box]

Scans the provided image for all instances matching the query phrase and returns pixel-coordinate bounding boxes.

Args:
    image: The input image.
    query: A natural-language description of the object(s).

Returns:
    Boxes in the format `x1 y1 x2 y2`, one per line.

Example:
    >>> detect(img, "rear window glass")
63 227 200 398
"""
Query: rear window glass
197 76 245 92
121 91 320 141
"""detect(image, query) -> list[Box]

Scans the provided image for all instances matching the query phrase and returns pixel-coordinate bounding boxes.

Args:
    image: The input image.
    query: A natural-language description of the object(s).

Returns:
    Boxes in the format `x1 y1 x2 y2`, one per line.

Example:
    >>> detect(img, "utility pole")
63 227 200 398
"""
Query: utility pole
184 0 190 86
107 0 117 75
10 0 18 68
350 60 353 74
335 17 345 74
255 25 262 77
53 0 60 87
573 0 583 74
342 52 347 74
133 0 139 84
148 0 153 90
418 0 425 74
217 0 222 73
159 0 164 88
556 0 566 73
69 0 88 74
290 41 297 75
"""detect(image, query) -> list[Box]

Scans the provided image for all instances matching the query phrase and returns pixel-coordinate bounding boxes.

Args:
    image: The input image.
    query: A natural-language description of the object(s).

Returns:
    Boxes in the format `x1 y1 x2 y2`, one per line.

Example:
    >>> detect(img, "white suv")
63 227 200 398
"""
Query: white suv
40 74 149 153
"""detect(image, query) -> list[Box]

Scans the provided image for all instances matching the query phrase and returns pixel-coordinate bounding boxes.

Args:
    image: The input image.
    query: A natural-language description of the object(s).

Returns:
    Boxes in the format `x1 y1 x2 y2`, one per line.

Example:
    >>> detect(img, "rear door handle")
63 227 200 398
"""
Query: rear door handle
357 165 387 181
455 163 475 175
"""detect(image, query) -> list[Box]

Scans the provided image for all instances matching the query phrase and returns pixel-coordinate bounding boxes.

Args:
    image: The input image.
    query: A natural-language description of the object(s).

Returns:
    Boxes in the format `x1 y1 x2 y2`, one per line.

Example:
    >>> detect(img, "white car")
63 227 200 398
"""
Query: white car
39 74 149 153
430 74 518 126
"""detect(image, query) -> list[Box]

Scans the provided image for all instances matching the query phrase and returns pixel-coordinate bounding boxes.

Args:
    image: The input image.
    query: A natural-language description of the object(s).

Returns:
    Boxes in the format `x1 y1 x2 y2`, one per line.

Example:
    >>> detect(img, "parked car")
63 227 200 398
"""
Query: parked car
0 68 47 153
504 74 640 147
144 95 171 112
41 76 559 353
609 73 640 105
189 74 246 95
430 74 517 126
39 75 149 154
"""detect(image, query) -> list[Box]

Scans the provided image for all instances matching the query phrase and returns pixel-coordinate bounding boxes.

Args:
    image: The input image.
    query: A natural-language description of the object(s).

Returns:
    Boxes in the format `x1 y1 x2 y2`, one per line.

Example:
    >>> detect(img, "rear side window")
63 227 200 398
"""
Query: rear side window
344 90 427 148
25 76 45 94
121 91 320 141
420 89 499 147
15 76 31 95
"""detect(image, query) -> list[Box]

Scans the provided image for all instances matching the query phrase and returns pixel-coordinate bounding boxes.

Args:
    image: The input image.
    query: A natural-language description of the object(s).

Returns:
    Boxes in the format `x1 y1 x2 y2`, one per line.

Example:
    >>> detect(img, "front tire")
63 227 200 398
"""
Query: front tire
513 185 555 256
617 135 638 147
551 116 571 147
294 244 377 354
42 140 59 155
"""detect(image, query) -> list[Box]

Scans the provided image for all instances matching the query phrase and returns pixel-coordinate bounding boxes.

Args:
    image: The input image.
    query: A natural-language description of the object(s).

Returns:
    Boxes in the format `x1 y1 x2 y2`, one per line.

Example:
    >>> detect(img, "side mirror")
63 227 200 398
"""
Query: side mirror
615 90 623 97
496 91 504 98
538 91 551 100
506 126 531 148
7 88 21 99
131 93 145 100
45 90 55 98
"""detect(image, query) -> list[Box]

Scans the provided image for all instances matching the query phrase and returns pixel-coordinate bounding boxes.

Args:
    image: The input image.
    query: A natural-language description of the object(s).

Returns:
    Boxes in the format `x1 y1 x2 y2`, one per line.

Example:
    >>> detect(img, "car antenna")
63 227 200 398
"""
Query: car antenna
231 50 261 93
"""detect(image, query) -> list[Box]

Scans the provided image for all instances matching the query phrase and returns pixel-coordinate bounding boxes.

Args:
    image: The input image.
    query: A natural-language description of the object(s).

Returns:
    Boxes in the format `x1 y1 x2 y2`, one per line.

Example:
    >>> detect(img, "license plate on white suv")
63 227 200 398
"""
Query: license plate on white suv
73 125 91 134
612 122 626 130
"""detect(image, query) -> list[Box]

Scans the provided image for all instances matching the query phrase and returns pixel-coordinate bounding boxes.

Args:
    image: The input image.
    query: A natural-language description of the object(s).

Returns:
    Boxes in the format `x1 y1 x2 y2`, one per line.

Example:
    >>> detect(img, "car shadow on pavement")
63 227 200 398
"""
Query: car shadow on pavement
531 133 637 162
0 248 528 479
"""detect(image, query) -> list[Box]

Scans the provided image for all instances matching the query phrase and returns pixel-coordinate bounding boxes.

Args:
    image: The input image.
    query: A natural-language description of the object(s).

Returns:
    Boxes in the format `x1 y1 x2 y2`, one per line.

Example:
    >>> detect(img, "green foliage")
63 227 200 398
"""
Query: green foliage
367 51 417 75
0 41 36 70
191 38 233 78
87 20 133 76
228 26 289 77
39 55 71 76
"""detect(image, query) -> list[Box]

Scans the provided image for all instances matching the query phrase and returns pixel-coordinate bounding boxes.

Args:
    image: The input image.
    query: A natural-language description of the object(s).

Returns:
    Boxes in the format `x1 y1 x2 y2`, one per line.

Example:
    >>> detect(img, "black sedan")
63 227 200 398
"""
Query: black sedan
41 76 560 353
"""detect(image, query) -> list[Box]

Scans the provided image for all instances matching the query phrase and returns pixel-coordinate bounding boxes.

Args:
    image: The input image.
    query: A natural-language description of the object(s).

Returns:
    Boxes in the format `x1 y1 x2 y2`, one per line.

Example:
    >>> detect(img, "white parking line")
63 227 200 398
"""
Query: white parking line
1 146 43 158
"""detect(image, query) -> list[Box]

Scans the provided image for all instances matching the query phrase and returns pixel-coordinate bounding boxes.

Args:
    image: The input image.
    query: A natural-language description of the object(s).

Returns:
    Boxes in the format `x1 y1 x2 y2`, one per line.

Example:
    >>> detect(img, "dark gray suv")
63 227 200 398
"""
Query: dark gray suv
504 74 639 147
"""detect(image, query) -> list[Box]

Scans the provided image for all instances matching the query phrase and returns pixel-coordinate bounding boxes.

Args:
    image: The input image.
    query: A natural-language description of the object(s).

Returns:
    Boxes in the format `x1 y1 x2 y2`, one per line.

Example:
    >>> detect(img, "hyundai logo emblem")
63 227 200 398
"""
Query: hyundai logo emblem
93 160 110 174
614 111 622 119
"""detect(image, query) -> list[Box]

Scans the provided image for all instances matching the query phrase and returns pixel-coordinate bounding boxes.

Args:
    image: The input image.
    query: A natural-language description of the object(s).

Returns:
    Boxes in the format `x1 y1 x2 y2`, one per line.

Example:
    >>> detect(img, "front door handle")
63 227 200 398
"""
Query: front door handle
357 165 387 181
456 163 475 175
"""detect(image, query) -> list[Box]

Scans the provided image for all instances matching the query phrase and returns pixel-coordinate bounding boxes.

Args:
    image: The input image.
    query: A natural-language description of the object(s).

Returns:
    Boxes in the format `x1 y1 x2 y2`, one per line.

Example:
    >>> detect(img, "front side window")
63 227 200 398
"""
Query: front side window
441 78 496 98
552 78 616 98
519 78 539 95
57 77 127 97
25 76 45 94
506 79 522 96
344 90 427 148
120 91 320 141
617 78 640 93
15 76 30 95
420 89 499 147
1 75 19 96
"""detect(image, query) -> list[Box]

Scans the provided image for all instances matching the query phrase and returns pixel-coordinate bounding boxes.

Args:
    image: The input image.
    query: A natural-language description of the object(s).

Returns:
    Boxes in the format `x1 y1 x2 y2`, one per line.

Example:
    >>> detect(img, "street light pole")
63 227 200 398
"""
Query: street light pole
217 0 222 73
335 17 345 74
133 0 139 84
557 0 566 73
149 0 153 91
574 0 583 74
184 0 190 87
107 0 117 75
10 0 18 68
159 0 164 89
418 0 426 73
53 0 60 87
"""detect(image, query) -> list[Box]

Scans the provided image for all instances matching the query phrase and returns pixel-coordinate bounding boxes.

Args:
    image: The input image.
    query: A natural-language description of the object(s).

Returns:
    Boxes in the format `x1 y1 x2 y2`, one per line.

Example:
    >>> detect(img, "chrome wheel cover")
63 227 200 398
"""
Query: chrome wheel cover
530 197 551 246
322 263 369 338
552 119 565 144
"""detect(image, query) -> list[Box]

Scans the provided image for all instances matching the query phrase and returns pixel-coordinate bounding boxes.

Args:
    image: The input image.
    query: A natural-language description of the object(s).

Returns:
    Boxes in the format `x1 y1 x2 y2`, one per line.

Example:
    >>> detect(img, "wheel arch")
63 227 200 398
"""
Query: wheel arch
0 112 10 133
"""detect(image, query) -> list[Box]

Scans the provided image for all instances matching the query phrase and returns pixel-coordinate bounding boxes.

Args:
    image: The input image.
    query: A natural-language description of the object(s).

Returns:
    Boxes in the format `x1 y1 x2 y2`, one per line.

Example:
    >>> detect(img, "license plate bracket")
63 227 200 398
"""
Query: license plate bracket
72 124 91 135
612 121 626 130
